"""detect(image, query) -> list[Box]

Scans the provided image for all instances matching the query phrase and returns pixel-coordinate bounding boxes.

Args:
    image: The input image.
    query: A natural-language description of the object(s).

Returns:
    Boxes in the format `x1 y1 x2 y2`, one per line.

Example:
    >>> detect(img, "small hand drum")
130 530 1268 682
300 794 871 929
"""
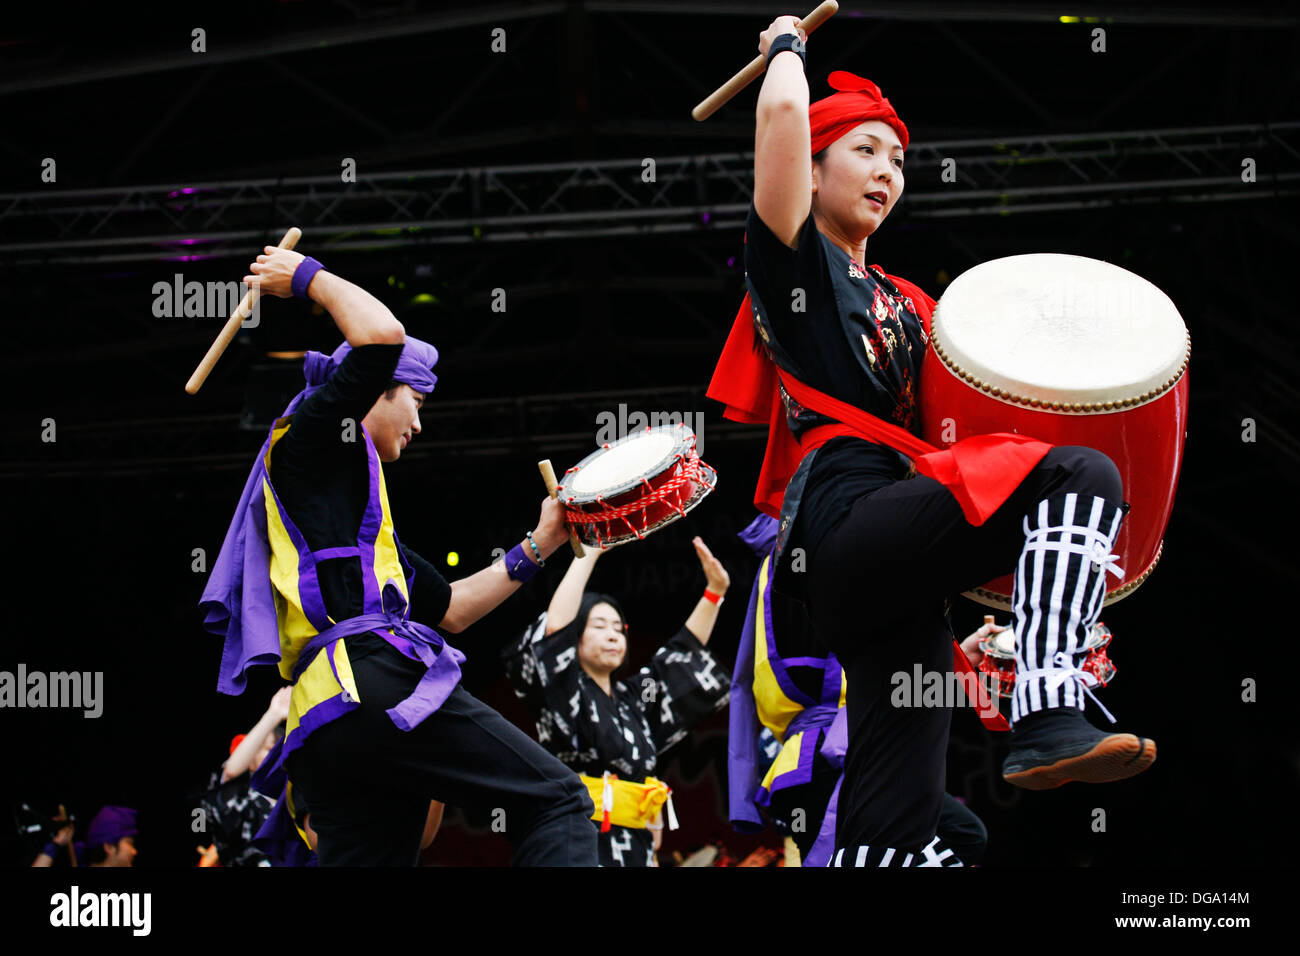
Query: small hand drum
978 630 1018 700
1080 622 1117 687
978 622 1118 699
557 423 717 548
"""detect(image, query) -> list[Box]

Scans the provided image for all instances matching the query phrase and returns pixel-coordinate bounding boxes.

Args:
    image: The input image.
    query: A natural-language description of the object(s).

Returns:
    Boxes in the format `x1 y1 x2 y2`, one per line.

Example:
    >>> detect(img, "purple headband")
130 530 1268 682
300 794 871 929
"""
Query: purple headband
84 806 138 848
200 336 439 697
286 337 439 416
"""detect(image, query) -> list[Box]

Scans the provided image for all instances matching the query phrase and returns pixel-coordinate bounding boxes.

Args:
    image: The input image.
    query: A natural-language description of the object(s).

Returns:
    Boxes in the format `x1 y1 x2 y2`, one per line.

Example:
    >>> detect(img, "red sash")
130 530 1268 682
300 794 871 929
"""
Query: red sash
707 281 1044 732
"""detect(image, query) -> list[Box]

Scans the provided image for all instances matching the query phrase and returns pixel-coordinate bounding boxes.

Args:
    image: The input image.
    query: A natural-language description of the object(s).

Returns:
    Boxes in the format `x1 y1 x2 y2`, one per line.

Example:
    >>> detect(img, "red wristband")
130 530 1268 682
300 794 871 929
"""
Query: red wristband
703 589 723 605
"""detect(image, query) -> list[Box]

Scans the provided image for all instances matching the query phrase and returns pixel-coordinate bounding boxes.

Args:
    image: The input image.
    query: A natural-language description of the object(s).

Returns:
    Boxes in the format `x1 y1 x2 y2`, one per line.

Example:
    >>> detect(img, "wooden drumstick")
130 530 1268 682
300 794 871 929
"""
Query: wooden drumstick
184 226 302 395
691 1 839 122
538 459 586 558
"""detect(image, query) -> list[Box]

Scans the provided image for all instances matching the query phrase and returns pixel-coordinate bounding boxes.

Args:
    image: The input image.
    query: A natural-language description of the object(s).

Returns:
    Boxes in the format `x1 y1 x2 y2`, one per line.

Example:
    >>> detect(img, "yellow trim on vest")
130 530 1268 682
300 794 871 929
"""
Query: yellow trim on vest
283 640 363 742
261 418 390 746
752 555 805 743
285 780 314 851
579 774 672 829
759 729 808 793
371 459 411 613
263 421 321 680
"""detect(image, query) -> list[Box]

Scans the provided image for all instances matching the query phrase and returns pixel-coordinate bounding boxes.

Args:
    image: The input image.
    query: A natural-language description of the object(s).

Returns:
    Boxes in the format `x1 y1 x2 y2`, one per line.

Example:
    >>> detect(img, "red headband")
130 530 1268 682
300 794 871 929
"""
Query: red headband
809 71 909 155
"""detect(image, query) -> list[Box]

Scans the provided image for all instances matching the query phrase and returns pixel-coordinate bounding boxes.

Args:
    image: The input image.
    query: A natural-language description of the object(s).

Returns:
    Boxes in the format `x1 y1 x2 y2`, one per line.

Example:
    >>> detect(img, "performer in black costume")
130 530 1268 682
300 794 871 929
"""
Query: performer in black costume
201 247 597 866
502 539 731 866
708 17 1155 867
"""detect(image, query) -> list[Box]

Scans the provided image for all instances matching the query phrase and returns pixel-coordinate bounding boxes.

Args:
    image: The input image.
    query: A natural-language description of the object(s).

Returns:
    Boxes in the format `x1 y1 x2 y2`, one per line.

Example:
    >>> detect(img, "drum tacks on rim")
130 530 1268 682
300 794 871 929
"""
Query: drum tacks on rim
557 423 717 549
921 253 1190 609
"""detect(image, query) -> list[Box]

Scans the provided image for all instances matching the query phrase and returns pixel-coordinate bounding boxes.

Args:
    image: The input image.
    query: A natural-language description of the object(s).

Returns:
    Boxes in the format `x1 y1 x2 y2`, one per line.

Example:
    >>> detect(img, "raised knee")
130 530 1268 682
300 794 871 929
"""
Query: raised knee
1054 446 1122 503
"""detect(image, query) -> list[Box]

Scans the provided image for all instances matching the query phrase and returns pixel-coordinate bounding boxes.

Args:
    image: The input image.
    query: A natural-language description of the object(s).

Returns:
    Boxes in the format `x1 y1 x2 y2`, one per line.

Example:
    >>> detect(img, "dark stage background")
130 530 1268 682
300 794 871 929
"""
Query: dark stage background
2 2 1297 870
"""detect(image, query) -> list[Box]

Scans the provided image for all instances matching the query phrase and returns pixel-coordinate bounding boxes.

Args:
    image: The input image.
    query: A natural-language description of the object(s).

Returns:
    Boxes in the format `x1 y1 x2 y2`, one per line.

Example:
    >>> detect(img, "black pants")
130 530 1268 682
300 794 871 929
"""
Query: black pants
288 645 598 866
804 446 1122 852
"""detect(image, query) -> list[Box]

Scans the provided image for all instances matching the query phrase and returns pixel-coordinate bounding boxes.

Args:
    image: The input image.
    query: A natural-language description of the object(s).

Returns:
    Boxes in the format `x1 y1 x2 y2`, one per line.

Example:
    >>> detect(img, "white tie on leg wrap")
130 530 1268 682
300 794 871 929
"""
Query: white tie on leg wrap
1017 651 1117 724
1021 524 1125 580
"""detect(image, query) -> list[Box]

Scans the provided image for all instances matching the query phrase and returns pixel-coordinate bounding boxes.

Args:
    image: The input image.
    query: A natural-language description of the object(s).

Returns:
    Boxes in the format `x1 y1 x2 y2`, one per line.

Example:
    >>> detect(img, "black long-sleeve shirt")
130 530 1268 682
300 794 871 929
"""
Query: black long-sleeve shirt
268 343 452 640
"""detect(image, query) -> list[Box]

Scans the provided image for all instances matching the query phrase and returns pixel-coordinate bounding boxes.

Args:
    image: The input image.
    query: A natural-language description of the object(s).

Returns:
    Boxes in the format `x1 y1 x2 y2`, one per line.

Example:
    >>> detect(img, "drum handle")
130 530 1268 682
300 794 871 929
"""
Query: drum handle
538 459 586 558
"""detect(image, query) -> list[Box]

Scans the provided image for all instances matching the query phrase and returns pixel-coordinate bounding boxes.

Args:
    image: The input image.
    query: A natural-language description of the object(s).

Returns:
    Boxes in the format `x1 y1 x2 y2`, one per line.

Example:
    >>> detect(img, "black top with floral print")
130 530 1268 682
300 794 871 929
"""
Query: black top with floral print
743 204 928 589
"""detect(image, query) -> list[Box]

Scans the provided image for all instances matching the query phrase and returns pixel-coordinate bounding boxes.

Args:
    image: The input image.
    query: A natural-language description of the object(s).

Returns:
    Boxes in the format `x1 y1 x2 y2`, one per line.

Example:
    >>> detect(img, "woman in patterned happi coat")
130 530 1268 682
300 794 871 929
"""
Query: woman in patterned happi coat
502 537 732 866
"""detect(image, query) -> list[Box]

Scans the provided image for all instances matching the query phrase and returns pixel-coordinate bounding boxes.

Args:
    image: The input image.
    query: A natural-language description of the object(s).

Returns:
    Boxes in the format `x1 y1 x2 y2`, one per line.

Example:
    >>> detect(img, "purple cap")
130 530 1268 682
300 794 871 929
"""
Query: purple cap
84 806 138 848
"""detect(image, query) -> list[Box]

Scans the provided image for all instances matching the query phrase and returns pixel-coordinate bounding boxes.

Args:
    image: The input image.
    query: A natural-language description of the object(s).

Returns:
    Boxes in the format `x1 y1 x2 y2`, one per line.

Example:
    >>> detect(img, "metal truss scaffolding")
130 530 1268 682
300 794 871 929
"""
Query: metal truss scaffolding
2 122 1296 266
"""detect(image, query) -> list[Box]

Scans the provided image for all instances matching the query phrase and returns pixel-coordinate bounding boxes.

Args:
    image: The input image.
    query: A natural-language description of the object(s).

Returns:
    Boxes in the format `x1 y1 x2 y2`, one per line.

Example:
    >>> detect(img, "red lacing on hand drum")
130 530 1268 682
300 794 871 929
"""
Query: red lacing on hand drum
561 446 715 548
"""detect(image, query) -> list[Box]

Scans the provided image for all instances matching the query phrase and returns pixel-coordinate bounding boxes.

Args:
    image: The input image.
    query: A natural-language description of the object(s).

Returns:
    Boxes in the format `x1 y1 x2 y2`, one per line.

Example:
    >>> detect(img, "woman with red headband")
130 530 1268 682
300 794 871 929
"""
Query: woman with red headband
708 15 1155 867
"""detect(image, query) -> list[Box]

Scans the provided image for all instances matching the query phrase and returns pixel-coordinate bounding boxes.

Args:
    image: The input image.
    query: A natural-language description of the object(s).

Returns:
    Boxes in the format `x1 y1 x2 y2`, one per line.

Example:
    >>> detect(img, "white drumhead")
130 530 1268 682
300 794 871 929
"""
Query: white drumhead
994 631 1015 654
569 430 677 495
933 254 1187 405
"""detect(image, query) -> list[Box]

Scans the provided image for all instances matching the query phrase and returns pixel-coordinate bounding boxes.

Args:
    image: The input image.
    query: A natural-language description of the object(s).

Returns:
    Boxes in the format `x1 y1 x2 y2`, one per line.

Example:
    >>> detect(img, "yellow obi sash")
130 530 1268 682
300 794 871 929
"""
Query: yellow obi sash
580 773 677 830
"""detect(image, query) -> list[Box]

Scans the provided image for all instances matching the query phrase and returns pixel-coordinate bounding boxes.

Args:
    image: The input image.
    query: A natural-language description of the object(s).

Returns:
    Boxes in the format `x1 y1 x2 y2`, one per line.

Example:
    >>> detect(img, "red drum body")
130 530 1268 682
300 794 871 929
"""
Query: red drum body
978 630 1018 700
557 423 717 548
921 254 1190 609
979 622 1118 699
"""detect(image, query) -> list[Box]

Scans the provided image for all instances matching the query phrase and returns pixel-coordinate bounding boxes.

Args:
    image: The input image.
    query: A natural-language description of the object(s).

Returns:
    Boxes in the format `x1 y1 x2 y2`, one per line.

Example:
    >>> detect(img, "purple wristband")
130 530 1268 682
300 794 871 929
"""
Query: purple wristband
503 543 540 583
41 841 60 859
291 256 326 299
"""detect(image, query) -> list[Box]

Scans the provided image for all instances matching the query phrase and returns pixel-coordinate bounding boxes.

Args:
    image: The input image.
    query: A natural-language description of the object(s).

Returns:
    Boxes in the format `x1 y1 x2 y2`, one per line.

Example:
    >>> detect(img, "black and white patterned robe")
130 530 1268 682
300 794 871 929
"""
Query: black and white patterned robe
198 768 277 866
502 608 730 867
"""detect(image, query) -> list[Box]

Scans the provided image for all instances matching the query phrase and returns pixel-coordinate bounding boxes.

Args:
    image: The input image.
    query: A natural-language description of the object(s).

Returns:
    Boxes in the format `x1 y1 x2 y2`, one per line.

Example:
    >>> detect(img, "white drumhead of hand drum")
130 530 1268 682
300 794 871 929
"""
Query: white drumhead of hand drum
568 429 678 495
933 254 1187 407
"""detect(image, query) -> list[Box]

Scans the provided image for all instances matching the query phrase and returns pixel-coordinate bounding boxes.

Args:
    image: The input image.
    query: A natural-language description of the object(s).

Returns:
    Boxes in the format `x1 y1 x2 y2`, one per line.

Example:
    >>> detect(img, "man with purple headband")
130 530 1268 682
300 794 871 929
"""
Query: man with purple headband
31 806 138 867
199 247 597 866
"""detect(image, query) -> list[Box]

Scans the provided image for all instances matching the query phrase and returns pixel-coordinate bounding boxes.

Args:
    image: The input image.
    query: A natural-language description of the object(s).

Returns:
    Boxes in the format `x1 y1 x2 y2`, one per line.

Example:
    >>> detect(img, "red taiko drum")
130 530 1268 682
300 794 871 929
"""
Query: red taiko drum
921 253 1189 609
557 423 717 548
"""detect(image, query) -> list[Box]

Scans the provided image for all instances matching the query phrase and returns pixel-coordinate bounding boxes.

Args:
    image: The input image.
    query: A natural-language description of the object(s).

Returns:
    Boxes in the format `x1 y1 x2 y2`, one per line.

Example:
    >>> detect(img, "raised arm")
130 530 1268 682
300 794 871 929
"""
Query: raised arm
244 248 404 347
30 823 74 867
544 547 603 635
753 16 812 249
682 537 731 646
222 686 291 783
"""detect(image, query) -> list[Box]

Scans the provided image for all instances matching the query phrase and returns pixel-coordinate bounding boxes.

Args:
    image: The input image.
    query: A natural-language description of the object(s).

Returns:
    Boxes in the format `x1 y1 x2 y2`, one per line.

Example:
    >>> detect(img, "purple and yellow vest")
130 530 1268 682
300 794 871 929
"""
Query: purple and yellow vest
748 554 847 803
261 417 464 772
730 551 848 867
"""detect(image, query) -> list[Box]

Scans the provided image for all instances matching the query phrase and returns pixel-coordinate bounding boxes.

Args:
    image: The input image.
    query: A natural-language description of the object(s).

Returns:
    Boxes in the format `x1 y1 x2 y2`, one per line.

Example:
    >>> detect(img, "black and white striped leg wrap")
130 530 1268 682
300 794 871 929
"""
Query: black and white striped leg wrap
1010 493 1125 724
829 834 964 868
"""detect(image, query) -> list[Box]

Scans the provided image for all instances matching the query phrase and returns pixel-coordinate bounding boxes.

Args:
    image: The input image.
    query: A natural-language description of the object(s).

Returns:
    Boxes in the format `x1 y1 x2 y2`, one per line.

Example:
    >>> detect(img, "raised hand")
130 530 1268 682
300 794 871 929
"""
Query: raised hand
758 15 805 58
267 685 293 722
534 495 571 560
960 619 1008 668
243 246 307 299
692 536 730 596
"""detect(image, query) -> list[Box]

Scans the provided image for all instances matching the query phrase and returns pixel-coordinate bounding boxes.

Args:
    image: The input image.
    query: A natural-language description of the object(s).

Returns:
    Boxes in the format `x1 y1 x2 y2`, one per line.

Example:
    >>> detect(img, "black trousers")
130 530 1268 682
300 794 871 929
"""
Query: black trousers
288 645 598 866
803 446 1123 852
